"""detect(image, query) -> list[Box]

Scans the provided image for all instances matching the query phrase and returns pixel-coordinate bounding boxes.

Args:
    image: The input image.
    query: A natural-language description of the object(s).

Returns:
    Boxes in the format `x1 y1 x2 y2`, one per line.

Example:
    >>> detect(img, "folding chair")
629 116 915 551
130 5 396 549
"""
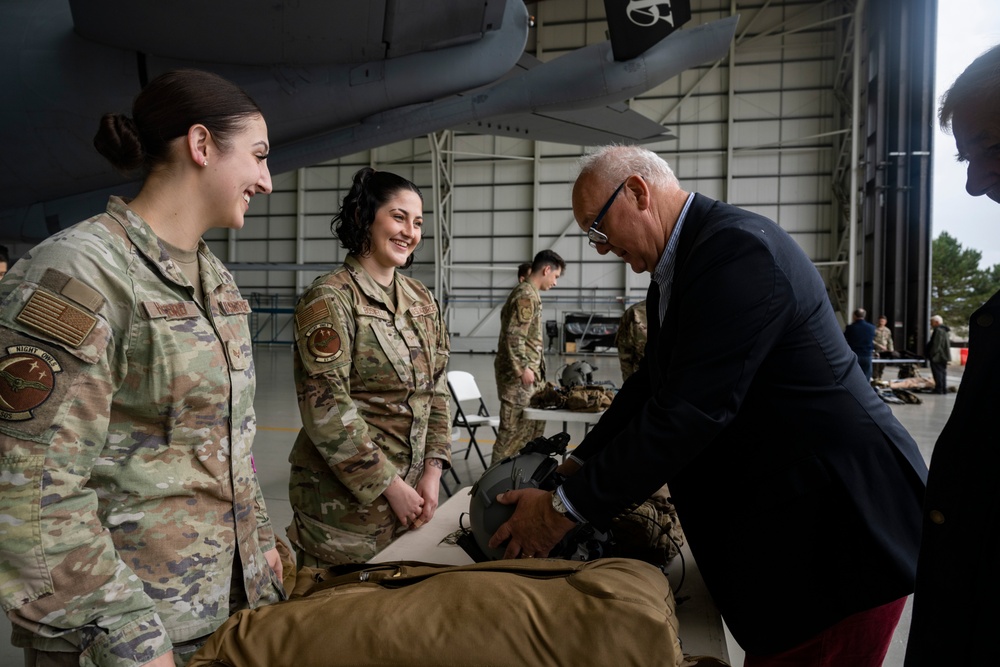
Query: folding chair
446 370 498 470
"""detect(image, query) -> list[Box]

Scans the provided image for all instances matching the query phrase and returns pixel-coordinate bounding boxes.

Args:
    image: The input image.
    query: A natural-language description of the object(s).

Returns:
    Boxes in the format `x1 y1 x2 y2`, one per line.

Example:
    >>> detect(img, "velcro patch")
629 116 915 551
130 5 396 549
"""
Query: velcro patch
39 268 106 312
305 324 343 363
410 304 437 317
517 298 534 323
16 291 97 348
296 300 331 332
143 301 200 320
0 346 62 421
357 305 391 321
220 299 252 316
227 340 250 370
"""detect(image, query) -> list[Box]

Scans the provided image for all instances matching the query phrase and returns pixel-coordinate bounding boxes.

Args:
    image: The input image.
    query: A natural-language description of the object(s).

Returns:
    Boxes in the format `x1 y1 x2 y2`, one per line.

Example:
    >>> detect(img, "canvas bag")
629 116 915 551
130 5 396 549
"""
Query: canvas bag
189 557 682 667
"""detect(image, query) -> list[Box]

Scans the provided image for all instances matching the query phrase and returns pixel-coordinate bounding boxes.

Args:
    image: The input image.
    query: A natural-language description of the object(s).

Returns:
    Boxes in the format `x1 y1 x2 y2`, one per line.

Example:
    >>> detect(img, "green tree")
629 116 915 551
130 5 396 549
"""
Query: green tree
931 231 1000 335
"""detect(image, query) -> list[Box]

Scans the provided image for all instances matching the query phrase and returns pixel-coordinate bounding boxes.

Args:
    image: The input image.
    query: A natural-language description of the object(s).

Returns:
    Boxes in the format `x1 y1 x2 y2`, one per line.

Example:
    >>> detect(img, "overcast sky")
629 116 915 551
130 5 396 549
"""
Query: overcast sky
932 0 1000 269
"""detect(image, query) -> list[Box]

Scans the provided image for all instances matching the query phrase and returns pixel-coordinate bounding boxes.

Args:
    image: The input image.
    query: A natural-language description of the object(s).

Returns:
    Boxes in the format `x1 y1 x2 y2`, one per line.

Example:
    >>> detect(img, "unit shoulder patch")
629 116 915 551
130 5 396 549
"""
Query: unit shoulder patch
517 298 534 323
306 323 344 363
0 346 62 421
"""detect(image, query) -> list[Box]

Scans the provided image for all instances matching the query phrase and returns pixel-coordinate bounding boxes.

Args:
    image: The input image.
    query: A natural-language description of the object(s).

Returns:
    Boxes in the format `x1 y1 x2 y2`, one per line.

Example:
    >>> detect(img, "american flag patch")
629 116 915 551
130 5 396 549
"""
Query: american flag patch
16 290 97 348
295 299 330 332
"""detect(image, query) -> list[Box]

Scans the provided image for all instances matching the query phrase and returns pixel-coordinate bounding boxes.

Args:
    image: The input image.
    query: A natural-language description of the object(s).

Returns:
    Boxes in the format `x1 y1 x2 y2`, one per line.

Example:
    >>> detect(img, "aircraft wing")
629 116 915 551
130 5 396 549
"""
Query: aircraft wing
453 54 675 145
1 0 737 240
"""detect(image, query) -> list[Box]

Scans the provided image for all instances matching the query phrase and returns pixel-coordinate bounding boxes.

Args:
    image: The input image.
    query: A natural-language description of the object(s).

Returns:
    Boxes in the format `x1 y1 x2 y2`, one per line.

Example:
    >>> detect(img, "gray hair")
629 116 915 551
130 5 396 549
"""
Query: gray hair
577 145 679 189
931 315 943 324
939 42 1000 133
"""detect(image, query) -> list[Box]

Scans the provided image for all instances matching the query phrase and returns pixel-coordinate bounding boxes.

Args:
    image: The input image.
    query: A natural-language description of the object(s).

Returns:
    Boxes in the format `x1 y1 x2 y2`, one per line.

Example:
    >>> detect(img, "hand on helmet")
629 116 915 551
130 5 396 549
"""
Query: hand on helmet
488 488 575 559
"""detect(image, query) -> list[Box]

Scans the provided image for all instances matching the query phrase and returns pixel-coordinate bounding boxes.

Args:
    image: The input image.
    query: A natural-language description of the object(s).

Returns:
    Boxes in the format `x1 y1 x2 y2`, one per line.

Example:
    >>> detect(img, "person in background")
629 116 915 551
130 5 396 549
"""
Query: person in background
517 261 531 283
926 315 951 394
615 299 648 382
0 69 283 667
287 167 451 568
905 48 1000 663
872 314 897 380
490 145 926 667
844 307 876 382
0 244 9 280
493 249 565 460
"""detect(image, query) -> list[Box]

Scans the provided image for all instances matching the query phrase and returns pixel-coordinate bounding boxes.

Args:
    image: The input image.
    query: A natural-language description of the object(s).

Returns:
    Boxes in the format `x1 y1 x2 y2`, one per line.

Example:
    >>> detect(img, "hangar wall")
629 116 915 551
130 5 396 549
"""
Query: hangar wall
201 0 934 354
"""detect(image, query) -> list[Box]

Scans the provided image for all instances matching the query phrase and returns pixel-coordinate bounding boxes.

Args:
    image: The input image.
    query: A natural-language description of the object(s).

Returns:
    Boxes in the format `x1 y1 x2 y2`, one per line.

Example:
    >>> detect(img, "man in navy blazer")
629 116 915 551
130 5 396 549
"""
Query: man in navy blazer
490 146 927 665
905 43 1000 666
844 307 876 381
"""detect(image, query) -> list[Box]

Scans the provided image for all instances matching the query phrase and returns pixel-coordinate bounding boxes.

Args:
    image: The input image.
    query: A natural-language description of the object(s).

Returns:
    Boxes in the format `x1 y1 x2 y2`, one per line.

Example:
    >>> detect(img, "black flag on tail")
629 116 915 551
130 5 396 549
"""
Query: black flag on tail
604 0 692 62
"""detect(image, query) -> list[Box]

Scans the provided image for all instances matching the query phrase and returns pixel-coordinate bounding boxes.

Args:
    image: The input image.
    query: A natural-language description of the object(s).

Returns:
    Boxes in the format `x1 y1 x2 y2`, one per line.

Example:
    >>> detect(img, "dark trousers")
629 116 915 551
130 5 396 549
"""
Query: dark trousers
856 354 873 382
930 360 948 393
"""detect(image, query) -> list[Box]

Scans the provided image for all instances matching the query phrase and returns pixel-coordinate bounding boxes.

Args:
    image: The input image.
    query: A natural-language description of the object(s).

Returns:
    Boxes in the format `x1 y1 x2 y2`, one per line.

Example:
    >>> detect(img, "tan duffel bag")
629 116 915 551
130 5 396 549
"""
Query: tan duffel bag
190 557 682 667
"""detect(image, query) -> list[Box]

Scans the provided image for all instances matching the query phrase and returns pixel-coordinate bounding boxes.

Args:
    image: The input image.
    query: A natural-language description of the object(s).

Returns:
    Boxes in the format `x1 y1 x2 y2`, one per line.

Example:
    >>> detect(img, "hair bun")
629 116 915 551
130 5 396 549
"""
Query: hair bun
93 112 144 172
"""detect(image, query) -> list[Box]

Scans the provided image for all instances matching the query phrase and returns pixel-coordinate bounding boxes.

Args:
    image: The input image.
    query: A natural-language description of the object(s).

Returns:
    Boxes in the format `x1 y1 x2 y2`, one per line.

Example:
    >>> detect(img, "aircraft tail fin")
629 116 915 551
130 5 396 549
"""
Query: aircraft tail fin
603 0 693 61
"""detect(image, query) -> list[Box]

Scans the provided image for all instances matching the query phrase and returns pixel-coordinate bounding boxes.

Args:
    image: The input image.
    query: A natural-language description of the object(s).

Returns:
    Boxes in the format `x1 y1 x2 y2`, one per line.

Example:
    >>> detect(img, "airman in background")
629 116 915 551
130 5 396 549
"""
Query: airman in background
493 249 565 460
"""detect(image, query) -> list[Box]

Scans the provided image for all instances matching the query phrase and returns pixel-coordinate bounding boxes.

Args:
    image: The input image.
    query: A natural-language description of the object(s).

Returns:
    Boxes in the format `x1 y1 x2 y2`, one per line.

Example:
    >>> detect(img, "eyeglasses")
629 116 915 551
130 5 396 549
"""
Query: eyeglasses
587 180 626 248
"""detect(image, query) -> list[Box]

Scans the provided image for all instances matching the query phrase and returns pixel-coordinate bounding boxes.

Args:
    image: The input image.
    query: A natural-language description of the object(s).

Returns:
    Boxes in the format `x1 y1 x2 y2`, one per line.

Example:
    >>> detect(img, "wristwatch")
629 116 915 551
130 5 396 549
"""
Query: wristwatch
550 490 580 523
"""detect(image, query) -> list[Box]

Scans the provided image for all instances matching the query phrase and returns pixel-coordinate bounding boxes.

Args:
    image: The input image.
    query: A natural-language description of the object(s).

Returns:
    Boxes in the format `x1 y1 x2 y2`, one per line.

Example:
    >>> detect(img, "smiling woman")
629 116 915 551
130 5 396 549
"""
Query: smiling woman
0 69 284 667
286 167 453 568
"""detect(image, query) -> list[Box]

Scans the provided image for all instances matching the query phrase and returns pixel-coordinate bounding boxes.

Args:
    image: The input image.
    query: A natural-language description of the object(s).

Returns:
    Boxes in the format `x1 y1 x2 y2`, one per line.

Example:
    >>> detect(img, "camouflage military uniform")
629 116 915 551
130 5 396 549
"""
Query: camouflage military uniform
872 324 894 380
493 281 546 460
615 300 648 382
0 197 283 667
287 255 451 567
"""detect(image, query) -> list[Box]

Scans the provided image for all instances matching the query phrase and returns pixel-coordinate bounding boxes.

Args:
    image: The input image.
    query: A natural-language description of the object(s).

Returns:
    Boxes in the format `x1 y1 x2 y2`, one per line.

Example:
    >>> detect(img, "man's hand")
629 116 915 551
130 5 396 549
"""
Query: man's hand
521 367 536 387
487 488 576 559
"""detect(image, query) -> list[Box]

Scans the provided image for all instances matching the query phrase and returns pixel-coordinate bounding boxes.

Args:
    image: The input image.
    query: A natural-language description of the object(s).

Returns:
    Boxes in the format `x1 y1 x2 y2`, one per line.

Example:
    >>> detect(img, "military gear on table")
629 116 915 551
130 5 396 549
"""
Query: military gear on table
559 360 597 386
529 382 614 413
493 280 546 459
565 384 615 412
611 486 685 566
0 198 282 667
189 558 683 667
529 381 567 409
287 255 451 567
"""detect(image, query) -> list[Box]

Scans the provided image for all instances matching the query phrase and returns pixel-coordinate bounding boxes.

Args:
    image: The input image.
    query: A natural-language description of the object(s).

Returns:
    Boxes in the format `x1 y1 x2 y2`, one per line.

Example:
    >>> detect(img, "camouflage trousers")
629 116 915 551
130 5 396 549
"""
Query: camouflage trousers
492 397 546 461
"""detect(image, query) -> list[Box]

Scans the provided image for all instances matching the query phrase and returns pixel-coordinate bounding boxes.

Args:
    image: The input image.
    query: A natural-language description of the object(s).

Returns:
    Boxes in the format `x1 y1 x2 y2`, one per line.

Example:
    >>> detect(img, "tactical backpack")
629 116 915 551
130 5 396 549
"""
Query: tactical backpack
189 558 682 667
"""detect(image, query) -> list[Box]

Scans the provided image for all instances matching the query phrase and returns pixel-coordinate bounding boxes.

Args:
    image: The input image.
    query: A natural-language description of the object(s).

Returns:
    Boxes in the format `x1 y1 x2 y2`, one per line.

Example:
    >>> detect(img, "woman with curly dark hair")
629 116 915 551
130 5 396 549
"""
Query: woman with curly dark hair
286 167 452 567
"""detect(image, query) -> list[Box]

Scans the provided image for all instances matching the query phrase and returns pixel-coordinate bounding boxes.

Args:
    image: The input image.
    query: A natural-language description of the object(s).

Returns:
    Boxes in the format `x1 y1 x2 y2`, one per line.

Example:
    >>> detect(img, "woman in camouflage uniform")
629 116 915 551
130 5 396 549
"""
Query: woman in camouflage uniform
0 70 284 667
287 168 452 567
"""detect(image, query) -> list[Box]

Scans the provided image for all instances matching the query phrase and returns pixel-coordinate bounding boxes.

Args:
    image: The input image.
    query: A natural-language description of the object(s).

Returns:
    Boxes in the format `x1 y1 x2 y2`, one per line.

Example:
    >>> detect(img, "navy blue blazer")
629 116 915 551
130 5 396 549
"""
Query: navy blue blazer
845 319 876 357
565 194 927 654
905 290 1000 665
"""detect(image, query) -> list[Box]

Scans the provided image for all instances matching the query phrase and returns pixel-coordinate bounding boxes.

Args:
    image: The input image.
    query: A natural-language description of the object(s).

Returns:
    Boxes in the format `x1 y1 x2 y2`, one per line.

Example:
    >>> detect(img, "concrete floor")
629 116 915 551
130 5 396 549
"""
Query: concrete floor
1 345 962 665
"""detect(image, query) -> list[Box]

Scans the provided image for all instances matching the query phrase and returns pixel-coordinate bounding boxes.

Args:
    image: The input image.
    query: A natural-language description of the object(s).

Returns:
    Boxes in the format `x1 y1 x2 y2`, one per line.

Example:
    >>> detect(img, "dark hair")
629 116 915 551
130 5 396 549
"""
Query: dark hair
940 43 1000 132
517 262 532 280
93 69 262 174
531 249 566 274
333 167 423 270
0 245 8 264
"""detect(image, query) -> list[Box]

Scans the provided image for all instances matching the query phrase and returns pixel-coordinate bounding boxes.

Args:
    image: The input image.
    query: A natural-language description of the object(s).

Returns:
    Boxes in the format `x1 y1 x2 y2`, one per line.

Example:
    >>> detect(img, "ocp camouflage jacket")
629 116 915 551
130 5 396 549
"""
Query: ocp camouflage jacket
287 256 451 564
0 197 281 666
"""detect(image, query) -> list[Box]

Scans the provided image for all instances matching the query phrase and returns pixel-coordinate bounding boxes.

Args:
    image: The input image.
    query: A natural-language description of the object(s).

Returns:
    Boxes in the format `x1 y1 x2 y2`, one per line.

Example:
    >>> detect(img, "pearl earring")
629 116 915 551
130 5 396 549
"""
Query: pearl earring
203 160 208 166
